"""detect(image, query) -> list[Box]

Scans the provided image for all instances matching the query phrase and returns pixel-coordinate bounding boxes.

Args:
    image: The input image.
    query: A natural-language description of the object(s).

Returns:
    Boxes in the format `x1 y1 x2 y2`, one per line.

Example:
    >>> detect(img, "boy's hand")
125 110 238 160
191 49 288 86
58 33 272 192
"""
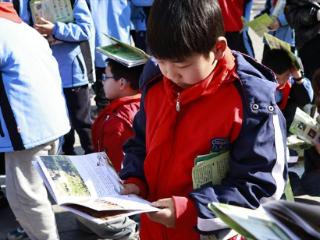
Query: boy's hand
147 198 176 228
120 183 140 195
290 67 302 79
34 17 54 36
268 18 280 31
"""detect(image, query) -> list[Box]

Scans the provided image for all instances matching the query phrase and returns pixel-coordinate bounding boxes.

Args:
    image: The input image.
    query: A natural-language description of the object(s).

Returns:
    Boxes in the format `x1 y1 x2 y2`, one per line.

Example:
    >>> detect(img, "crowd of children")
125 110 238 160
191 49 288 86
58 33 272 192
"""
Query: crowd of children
1 0 320 240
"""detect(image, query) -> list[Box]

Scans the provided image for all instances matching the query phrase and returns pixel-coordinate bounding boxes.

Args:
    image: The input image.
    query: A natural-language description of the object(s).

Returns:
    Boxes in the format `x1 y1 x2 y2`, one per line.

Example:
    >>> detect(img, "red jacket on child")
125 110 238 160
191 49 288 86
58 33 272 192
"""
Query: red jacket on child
91 94 140 172
120 49 287 240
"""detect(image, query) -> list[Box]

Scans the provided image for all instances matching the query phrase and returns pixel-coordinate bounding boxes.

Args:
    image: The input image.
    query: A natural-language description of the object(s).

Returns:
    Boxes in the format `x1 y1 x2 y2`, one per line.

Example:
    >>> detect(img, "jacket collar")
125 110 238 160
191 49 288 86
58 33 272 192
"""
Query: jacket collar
0 3 22 23
95 94 141 123
163 48 237 109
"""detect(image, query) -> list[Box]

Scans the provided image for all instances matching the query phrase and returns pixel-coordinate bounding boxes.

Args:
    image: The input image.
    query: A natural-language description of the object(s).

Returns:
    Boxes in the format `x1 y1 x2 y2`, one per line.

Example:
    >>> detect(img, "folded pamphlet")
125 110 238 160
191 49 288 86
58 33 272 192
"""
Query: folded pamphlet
244 13 274 37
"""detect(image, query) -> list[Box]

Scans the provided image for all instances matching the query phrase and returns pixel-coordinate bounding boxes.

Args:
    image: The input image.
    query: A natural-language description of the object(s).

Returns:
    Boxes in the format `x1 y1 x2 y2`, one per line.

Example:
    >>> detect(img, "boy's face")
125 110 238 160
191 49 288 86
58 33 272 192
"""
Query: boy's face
156 52 217 88
102 66 122 100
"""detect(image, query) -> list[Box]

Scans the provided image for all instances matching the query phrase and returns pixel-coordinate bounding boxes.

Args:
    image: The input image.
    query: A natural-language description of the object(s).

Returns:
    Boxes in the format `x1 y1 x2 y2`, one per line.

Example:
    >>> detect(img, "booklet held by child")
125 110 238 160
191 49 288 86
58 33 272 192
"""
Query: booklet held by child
33 152 158 223
289 107 320 146
96 34 149 68
209 200 320 240
29 0 74 24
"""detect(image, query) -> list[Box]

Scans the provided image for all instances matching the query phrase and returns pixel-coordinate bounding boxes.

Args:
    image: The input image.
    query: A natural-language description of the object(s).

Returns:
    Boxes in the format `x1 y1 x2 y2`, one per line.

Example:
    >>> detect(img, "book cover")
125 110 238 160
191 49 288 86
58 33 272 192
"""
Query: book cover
96 34 149 68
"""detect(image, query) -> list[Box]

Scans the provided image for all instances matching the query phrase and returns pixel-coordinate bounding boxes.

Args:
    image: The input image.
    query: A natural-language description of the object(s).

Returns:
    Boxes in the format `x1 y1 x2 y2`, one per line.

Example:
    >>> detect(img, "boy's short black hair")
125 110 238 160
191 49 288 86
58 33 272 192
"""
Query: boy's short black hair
147 0 225 60
107 59 144 91
262 49 294 74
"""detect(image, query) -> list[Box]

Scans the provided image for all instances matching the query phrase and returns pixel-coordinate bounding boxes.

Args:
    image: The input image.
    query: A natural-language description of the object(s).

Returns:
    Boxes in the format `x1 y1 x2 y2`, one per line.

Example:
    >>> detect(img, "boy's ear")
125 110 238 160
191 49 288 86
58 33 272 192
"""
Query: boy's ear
119 78 128 90
213 37 227 60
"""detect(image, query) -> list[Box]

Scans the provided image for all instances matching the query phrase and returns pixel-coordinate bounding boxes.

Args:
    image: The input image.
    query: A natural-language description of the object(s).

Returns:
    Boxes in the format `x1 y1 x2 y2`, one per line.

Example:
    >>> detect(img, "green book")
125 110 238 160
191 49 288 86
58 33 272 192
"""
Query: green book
244 13 274 37
96 34 149 68
192 151 229 189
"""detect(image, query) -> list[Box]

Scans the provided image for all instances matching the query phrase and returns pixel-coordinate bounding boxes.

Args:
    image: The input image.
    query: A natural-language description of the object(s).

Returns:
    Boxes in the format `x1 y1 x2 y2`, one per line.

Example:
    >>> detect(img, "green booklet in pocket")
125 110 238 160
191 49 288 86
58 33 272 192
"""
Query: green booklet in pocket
192 151 230 189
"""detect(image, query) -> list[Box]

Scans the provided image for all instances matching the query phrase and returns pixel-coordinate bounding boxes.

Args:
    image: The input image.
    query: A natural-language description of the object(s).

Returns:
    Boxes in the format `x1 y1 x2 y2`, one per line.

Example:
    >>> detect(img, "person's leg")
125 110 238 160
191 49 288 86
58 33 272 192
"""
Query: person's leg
62 128 76 155
0 152 4 174
5 142 60 240
64 85 94 154
77 216 138 240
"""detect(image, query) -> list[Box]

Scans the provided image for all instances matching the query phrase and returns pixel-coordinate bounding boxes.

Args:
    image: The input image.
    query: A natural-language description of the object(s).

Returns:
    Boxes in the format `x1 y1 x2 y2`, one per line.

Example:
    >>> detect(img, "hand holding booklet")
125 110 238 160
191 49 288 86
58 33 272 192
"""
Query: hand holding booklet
29 0 74 24
289 107 320 145
33 152 158 223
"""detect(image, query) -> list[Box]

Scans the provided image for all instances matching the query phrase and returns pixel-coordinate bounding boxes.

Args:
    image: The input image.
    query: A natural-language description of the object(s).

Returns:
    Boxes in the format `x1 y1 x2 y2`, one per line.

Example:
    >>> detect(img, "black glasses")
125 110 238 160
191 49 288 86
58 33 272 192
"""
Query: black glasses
101 73 114 82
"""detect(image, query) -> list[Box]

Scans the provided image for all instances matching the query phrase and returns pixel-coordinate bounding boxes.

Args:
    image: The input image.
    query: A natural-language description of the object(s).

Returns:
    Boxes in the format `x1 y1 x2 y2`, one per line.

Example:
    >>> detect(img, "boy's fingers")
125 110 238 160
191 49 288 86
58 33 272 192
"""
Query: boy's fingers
120 183 139 195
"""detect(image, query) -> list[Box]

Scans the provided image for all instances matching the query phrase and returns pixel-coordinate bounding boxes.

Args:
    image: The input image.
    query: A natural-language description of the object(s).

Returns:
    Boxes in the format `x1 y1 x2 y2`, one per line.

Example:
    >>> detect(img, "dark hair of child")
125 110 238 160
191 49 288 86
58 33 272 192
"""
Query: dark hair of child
147 0 225 61
262 48 294 74
107 59 144 91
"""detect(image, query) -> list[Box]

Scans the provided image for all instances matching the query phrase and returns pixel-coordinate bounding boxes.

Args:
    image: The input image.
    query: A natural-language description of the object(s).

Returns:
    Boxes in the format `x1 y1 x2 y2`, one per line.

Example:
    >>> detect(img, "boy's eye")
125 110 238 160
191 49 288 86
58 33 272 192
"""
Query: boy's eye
176 63 191 69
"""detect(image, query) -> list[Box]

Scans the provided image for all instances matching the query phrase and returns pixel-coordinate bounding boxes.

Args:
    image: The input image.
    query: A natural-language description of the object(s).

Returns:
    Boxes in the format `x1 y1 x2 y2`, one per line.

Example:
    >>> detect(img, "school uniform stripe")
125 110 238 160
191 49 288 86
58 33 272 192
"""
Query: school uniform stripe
0 73 24 150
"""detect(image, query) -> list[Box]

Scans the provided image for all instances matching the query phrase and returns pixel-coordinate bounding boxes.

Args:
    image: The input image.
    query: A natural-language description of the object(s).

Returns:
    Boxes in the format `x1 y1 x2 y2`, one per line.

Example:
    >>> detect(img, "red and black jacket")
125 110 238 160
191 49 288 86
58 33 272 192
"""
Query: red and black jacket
120 50 288 240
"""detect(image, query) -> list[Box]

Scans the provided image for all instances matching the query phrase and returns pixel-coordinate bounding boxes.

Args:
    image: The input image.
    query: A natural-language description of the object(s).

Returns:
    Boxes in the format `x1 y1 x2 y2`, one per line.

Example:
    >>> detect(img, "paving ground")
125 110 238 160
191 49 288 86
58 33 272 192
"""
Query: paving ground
2 1 316 240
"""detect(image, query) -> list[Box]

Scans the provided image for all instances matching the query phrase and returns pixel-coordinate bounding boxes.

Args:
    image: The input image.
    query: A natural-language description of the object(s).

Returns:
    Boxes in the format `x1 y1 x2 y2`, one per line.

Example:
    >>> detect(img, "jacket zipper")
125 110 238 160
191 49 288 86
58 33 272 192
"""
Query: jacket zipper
161 93 181 240
176 92 181 112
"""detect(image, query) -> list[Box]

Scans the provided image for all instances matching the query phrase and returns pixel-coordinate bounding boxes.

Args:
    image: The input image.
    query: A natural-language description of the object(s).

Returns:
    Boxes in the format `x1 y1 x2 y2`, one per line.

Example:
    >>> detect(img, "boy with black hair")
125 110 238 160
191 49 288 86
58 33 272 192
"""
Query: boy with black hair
262 49 313 129
78 60 143 240
92 59 143 172
119 0 287 239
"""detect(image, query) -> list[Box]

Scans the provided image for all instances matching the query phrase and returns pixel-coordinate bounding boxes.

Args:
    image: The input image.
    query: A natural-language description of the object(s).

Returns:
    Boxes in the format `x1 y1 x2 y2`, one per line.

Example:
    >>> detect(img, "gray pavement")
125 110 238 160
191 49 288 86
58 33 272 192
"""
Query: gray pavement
0 1 306 240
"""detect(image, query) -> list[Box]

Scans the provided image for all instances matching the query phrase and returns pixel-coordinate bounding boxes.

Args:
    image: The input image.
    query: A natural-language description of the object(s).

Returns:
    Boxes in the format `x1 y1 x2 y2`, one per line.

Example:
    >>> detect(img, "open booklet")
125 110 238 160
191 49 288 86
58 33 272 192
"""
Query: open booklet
208 200 320 240
29 0 74 24
33 152 158 224
96 34 150 68
243 13 274 37
289 107 320 146
29 0 73 45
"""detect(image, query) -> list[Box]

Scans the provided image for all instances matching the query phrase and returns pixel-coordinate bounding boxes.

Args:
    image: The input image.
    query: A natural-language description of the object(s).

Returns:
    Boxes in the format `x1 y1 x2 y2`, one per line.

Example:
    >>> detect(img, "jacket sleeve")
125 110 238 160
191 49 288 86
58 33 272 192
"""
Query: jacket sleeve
119 59 161 197
285 0 319 29
188 82 288 233
52 0 93 42
118 100 148 195
102 116 134 173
